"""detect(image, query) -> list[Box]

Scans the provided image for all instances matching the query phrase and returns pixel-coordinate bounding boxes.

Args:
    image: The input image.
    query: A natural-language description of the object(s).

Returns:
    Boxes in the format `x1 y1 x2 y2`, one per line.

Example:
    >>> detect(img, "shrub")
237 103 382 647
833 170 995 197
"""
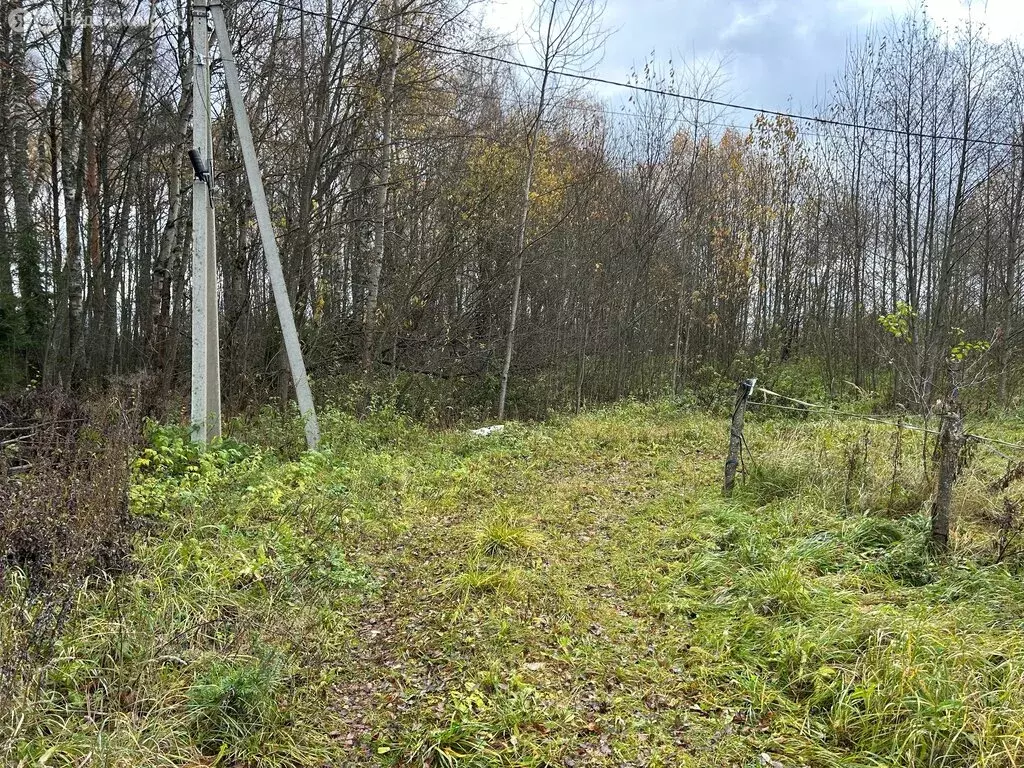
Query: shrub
0 391 138 697
690 363 733 413
134 421 249 481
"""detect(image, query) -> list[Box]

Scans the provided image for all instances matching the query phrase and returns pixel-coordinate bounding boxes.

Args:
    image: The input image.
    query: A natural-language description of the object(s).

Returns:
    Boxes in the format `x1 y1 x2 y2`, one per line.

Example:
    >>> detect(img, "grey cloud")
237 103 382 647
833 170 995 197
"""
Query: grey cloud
603 0 899 114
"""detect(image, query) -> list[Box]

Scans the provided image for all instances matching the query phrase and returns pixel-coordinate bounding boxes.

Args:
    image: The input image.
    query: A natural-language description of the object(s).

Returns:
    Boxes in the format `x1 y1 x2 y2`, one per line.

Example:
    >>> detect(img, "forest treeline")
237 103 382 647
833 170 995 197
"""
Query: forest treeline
1 0 1022 419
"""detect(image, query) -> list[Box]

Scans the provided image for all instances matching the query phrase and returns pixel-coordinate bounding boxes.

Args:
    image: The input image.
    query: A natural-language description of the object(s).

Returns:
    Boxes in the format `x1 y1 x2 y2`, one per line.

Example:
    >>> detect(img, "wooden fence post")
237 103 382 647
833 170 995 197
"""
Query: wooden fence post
930 408 964 551
724 377 756 496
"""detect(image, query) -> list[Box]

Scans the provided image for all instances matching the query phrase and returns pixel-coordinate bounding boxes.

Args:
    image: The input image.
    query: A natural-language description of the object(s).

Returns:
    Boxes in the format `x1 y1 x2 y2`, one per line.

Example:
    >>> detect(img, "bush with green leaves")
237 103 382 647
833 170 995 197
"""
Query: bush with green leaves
134 420 250 480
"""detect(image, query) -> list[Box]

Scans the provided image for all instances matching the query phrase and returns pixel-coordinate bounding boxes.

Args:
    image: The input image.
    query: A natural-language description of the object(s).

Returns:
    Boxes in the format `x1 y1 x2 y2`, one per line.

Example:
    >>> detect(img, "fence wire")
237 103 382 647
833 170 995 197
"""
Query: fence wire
748 385 1024 456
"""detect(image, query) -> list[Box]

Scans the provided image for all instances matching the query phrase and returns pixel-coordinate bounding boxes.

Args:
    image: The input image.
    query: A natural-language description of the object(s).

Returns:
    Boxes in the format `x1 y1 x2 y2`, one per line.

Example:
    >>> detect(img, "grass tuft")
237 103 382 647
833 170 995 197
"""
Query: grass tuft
744 563 814 618
849 516 904 551
475 510 541 558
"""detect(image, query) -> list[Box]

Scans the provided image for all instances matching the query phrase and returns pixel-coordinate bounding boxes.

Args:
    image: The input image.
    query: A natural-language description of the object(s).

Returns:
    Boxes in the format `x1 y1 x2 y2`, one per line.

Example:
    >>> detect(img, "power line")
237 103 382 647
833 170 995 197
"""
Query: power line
211 22 763 135
253 0 1023 151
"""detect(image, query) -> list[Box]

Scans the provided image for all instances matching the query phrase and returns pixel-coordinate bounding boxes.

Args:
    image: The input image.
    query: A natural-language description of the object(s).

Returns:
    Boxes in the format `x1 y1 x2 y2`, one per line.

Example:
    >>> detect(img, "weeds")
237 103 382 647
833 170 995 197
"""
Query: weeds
992 498 1024 563
0 390 138 730
5 401 1024 766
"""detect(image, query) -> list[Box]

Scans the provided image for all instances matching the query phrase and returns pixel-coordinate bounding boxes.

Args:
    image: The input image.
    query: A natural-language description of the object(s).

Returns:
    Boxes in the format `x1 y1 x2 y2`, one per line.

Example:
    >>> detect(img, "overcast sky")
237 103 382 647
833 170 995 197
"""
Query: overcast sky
482 0 1024 118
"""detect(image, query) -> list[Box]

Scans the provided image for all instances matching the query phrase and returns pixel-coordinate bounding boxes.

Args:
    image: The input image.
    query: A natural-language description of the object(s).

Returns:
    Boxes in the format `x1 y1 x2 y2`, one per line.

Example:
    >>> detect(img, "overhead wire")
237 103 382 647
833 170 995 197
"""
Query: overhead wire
252 0 1024 151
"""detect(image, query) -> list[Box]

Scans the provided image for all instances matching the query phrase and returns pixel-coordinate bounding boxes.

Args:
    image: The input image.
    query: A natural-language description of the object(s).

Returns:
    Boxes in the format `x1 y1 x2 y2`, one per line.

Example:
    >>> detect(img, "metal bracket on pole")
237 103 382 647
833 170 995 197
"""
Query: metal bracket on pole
209 0 320 449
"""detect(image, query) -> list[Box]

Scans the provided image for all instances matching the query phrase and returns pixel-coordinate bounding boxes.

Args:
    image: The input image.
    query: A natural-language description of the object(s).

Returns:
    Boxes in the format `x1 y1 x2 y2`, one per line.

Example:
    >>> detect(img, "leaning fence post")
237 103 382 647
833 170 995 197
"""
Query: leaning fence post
930 408 964 551
724 377 757 496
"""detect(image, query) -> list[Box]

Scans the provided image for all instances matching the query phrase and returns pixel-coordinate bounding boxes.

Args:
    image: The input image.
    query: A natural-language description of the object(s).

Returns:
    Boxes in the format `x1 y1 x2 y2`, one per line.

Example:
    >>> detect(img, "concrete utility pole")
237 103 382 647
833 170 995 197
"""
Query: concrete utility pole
190 0 214 442
206 177 221 439
209 0 320 449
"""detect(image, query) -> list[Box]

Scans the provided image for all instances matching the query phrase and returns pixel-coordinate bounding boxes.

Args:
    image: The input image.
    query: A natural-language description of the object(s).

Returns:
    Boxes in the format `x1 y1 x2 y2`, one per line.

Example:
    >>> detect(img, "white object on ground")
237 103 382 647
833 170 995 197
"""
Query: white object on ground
470 425 505 437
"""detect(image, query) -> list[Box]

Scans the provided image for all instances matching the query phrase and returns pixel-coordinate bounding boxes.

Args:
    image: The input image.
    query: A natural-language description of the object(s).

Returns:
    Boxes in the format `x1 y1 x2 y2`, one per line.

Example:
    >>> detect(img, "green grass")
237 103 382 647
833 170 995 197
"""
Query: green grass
6 402 1024 766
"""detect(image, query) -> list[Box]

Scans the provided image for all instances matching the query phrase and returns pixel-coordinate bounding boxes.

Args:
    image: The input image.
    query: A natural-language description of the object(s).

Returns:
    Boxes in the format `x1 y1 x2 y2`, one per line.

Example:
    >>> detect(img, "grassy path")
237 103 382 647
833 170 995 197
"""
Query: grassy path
339 410 727 766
